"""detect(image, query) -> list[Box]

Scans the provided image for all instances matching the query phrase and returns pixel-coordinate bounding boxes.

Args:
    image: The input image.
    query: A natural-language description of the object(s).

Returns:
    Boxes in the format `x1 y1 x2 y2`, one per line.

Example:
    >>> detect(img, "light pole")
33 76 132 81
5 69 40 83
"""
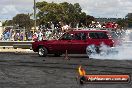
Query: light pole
34 0 36 32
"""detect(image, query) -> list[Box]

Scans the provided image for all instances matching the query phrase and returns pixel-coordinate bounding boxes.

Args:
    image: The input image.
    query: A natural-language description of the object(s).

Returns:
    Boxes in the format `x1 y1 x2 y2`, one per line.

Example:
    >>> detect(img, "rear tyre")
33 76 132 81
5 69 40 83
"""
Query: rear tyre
86 45 100 57
38 46 48 57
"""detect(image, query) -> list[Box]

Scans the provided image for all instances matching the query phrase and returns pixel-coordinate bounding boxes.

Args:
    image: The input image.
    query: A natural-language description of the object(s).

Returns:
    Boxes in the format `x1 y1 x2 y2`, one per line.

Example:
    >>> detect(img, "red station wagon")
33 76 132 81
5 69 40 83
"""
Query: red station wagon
32 30 115 57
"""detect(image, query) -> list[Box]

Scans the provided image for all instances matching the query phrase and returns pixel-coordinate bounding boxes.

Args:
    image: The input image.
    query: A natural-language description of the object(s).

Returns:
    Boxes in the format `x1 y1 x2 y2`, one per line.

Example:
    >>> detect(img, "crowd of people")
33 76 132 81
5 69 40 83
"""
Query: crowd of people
0 27 63 41
0 21 123 41
89 21 119 29
0 28 32 41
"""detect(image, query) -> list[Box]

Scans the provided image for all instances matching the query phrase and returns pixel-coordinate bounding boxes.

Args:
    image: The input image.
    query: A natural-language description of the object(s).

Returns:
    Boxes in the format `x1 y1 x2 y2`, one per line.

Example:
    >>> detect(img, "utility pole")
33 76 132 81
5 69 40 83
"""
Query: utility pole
34 0 36 32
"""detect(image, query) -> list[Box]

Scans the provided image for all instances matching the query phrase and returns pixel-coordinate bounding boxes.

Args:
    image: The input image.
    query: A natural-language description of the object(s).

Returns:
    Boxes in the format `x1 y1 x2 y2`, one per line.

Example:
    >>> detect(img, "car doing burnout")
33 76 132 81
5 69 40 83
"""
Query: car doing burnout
32 30 116 57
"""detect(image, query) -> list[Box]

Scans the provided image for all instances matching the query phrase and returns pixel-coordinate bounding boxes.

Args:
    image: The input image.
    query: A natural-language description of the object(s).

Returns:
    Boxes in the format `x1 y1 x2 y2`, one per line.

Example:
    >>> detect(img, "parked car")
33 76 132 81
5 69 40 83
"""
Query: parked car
32 30 116 57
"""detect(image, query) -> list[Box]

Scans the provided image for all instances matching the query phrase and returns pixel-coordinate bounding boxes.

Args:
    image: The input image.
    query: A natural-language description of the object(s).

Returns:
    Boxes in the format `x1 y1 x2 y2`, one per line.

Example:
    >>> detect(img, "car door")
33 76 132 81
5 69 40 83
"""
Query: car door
70 32 88 54
97 32 113 46
88 32 101 46
50 33 73 54
88 32 112 47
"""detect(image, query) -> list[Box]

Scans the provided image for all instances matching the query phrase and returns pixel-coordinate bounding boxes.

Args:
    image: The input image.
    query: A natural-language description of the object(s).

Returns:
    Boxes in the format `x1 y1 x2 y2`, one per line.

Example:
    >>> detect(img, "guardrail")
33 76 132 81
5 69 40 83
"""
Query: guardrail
0 41 33 49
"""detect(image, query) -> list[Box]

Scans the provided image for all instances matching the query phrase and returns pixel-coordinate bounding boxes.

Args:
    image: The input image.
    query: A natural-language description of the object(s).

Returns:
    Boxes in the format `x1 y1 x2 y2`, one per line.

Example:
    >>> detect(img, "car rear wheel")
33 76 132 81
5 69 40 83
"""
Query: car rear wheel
86 45 100 57
38 46 48 57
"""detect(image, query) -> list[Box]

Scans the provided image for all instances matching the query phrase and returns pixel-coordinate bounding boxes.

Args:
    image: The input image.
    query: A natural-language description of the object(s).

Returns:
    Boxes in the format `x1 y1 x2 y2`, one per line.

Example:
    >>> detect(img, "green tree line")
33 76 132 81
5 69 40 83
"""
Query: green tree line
36 1 94 28
3 1 94 30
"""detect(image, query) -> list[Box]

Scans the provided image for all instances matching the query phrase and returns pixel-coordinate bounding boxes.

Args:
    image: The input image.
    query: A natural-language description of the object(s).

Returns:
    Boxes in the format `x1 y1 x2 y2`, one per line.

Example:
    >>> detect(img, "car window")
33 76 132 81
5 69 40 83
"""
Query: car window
60 33 73 40
89 32 108 39
74 33 87 40
98 32 108 39
89 32 99 39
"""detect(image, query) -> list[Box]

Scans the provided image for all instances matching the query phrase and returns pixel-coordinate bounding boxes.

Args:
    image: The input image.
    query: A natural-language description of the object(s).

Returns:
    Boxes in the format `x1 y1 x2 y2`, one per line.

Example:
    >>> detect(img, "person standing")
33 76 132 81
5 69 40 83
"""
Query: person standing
38 31 43 41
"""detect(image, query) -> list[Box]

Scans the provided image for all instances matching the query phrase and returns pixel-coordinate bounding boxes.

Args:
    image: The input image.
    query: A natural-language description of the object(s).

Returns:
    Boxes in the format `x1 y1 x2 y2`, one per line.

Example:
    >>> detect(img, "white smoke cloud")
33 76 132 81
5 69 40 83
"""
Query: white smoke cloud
88 45 132 60
87 32 132 60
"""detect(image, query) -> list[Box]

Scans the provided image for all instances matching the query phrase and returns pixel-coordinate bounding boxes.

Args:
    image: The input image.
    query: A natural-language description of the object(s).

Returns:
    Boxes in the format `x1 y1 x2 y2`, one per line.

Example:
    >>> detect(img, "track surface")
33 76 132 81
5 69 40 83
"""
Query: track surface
0 52 132 88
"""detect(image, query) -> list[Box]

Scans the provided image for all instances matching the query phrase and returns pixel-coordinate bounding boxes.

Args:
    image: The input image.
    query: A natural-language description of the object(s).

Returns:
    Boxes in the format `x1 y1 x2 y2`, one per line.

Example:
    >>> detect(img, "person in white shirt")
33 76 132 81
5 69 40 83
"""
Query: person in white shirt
38 31 43 41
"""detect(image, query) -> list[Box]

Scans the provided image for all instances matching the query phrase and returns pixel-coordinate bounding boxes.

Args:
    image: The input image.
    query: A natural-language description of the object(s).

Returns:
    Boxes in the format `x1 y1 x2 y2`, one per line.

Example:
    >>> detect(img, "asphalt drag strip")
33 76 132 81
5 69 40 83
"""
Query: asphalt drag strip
0 52 132 88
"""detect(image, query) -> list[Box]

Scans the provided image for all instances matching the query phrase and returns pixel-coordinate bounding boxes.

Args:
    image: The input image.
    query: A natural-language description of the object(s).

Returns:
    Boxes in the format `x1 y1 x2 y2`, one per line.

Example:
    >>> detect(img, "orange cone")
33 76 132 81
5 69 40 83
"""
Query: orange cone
64 50 70 60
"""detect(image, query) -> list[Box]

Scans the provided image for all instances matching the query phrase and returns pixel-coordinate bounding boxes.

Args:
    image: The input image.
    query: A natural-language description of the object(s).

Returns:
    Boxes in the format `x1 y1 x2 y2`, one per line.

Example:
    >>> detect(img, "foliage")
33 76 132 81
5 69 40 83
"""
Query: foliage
13 14 34 31
125 13 132 28
116 19 127 28
36 1 95 28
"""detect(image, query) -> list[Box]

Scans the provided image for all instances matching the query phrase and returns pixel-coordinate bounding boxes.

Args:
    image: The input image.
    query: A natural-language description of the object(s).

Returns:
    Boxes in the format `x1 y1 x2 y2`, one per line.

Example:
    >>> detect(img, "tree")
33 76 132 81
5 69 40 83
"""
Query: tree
86 15 95 26
36 1 62 28
13 14 34 31
60 2 85 27
125 13 132 28
36 1 95 28
2 20 14 26
117 19 127 28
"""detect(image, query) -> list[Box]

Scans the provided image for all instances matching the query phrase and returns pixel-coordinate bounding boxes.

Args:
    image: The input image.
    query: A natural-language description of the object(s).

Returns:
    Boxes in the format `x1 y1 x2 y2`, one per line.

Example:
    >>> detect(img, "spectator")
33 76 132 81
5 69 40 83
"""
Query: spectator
45 29 52 39
33 33 38 41
96 22 102 28
38 31 43 41
20 32 24 41
27 32 32 41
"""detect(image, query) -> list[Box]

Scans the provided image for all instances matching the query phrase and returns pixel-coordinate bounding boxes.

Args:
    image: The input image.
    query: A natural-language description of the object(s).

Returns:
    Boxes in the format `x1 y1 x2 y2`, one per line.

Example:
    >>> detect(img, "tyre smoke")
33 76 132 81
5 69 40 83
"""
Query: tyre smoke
87 30 132 60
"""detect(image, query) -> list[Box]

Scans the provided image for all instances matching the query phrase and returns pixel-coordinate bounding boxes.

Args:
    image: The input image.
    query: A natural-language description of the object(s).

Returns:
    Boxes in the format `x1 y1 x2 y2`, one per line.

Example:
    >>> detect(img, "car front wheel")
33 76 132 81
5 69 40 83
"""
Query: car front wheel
38 46 48 57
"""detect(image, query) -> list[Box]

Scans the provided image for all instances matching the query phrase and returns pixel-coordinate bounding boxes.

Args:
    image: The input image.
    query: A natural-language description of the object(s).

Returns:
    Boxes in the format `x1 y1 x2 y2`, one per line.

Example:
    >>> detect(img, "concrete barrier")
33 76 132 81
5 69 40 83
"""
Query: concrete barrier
0 48 34 53
0 41 33 49
13 44 32 49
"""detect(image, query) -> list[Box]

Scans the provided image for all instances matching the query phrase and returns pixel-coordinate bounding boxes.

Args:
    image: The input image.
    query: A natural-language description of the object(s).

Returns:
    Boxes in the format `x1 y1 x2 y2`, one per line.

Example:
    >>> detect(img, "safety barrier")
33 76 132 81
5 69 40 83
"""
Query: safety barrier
0 41 33 49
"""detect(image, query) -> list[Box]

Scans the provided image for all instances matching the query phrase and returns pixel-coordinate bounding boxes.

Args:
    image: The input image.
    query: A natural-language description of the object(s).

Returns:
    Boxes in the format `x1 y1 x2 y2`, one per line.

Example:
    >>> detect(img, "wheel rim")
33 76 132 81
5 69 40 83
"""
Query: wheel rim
39 48 45 56
86 49 92 55
86 45 97 57
86 45 96 55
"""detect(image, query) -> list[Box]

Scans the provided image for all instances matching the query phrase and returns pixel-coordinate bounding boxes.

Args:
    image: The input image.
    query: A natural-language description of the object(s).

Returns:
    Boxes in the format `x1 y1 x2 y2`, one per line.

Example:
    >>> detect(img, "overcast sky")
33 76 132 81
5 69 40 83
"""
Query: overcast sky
0 0 132 21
